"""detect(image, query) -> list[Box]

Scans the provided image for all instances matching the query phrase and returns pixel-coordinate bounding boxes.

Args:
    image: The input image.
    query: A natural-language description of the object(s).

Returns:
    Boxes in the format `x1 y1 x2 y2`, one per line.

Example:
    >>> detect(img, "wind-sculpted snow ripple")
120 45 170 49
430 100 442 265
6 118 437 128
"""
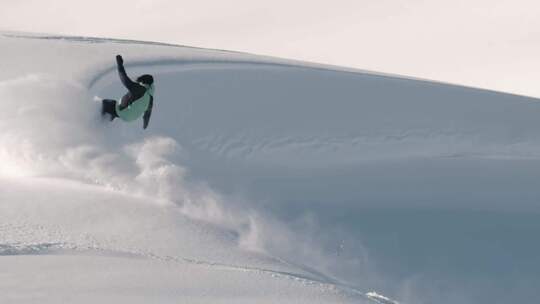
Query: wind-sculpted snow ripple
191 130 540 164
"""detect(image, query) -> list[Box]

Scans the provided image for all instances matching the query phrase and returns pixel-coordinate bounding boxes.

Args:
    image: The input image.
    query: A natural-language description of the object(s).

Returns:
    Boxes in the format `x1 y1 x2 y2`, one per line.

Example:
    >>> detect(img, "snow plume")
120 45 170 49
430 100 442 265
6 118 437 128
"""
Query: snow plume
0 74 99 177
122 137 248 234
0 73 256 251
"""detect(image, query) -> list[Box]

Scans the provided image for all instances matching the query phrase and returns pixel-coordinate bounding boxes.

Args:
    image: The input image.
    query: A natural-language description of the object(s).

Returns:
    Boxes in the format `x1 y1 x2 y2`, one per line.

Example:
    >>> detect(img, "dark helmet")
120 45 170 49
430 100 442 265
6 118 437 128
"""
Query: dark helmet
137 74 154 85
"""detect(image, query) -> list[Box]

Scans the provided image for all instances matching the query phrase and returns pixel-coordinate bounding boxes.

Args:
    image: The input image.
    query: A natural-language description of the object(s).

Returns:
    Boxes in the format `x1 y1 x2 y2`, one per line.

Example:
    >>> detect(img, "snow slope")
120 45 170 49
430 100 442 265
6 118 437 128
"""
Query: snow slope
1 32 540 304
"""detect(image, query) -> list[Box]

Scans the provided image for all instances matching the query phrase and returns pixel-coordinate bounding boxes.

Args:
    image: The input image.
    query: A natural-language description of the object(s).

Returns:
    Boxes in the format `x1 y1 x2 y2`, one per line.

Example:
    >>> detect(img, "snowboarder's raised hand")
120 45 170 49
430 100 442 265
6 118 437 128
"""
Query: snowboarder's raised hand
101 54 154 128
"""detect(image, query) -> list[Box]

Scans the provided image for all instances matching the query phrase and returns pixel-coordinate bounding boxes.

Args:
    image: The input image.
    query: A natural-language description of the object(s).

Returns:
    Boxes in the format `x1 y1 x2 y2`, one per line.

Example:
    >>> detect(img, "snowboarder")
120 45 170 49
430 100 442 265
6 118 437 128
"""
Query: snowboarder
101 55 154 129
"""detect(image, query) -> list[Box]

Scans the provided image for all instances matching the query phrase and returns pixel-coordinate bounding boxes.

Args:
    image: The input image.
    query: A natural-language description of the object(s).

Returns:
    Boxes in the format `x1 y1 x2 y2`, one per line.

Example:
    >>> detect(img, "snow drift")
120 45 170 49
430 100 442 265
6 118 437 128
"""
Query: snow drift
1 32 539 304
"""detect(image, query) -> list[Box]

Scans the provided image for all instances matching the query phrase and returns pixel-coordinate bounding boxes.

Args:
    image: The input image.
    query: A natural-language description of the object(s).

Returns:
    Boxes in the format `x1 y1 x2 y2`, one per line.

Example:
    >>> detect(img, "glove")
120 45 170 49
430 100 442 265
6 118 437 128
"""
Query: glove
116 55 123 65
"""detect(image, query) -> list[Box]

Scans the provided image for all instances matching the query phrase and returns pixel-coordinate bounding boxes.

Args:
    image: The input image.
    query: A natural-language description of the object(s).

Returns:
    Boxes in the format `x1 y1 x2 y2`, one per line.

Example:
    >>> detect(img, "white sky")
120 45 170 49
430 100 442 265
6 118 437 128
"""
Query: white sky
2 0 540 96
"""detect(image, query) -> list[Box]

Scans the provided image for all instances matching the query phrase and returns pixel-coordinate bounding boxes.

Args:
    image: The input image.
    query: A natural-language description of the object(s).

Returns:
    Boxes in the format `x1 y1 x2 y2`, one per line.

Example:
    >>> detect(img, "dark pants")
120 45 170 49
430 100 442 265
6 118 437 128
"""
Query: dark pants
102 99 119 120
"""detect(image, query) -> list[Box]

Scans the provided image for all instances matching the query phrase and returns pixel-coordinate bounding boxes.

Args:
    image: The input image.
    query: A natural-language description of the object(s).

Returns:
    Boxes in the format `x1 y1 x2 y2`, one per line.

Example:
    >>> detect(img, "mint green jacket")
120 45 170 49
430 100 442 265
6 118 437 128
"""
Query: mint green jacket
116 84 155 122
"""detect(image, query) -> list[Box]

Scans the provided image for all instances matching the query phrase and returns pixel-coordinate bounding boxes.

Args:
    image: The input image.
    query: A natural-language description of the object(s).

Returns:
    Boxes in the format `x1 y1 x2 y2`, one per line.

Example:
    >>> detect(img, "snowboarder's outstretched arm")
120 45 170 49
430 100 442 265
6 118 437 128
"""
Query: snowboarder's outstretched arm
116 55 138 92
143 96 153 129
116 55 146 110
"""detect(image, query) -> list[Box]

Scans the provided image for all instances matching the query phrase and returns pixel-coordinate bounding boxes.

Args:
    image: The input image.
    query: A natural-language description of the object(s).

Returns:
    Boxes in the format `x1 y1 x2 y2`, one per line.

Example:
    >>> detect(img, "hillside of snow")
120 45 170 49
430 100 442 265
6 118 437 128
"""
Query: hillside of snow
1 32 539 304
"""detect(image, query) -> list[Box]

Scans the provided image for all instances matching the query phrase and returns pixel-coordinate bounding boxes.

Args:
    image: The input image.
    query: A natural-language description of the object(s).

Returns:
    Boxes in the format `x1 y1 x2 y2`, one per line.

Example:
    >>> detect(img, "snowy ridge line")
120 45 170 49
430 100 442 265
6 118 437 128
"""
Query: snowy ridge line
3 33 192 48
87 59 387 90
88 57 522 99
2 32 248 55
4 31 538 99
6 31 396 86
54 31 540 100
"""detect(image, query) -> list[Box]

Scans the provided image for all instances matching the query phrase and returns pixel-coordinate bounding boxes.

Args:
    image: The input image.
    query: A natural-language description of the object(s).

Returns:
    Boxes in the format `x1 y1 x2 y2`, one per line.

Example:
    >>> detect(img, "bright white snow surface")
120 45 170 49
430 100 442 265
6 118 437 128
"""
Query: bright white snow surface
1 32 539 304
